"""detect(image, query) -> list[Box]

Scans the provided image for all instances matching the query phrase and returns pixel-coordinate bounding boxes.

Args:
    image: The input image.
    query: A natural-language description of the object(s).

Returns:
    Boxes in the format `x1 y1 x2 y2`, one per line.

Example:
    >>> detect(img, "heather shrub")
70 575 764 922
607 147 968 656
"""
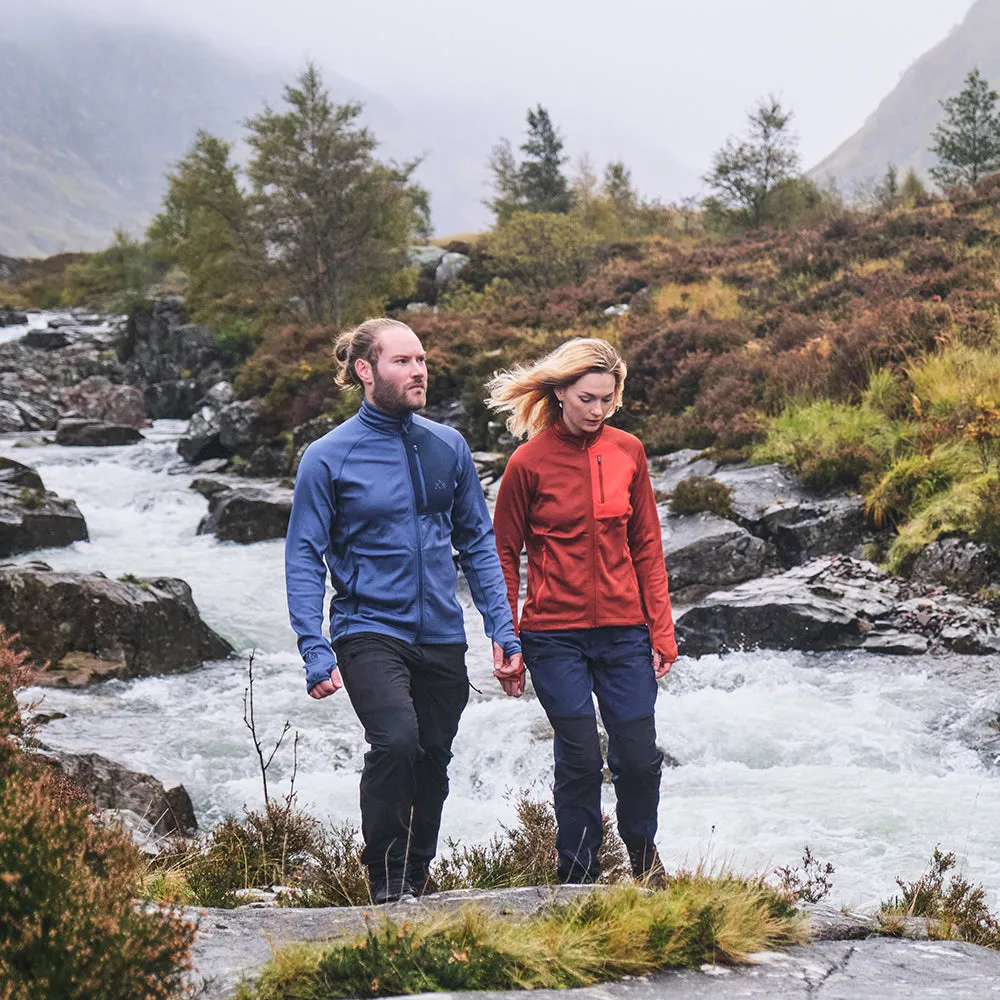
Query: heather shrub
669 476 734 519
0 771 195 999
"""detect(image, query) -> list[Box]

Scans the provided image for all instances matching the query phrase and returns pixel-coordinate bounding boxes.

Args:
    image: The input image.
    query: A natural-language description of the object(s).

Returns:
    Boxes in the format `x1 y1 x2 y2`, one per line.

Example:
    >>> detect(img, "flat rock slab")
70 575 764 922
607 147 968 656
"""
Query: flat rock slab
185 889 1000 1000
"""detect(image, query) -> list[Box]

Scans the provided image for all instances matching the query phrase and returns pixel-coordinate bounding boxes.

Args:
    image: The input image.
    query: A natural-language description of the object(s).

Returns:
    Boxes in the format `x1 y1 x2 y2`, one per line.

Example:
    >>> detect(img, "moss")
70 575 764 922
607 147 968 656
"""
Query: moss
669 476 734 519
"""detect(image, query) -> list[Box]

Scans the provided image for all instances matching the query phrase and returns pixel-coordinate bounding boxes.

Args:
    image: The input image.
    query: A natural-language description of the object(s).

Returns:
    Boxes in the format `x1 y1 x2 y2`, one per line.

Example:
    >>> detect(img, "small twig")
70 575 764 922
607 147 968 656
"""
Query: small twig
242 649 291 809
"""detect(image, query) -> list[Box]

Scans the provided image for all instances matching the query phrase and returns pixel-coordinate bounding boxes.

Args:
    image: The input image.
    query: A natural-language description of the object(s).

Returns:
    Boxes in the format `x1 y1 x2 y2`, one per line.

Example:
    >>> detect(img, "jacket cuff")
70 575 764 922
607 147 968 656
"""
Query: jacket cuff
303 646 337 692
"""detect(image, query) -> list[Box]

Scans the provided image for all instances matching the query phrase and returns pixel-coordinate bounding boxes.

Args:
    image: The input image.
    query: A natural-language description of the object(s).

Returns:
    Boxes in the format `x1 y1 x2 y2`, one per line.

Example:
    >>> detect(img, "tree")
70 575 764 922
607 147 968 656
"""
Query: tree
874 163 901 210
929 68 1000 189
244 63 429 327
900 168 927 207
488 105 571 222
703 96 800 227
147 131 258 323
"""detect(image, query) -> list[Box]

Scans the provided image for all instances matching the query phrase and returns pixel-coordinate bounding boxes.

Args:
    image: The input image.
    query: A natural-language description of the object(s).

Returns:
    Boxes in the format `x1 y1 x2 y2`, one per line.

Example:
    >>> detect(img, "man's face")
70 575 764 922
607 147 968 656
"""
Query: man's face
366 326 428 415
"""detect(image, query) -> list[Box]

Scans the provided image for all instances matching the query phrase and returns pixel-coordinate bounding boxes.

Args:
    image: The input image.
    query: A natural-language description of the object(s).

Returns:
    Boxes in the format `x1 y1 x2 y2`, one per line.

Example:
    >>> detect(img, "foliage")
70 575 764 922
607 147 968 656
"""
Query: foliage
752 399 898 491
147 130 259 327
929 68 1000 189
243 63 429 328
245 875 806 999
487 212 599 292
62 229 156 313
0 631 194 999
703 96 801 228
771 847 836 904
669 476 734 519
971 476 1000 550
488 105 571 222
880 848 1000 949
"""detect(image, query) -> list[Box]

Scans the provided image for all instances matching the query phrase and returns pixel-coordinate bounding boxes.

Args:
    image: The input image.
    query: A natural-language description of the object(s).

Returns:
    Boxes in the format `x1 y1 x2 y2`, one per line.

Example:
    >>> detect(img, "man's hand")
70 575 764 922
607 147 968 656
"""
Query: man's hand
493 642 525 698
652 649 674 679
309 667 344 699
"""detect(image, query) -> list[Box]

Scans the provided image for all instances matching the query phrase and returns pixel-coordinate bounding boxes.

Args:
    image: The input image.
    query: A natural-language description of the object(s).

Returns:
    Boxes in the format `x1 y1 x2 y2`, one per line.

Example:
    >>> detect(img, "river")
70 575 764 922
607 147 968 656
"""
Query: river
10 421 1000 913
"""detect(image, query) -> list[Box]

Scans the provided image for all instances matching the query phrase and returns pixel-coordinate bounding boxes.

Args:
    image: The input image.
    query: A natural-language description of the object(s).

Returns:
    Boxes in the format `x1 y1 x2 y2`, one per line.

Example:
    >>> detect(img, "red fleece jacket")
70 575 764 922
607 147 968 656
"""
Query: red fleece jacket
493 421 677 660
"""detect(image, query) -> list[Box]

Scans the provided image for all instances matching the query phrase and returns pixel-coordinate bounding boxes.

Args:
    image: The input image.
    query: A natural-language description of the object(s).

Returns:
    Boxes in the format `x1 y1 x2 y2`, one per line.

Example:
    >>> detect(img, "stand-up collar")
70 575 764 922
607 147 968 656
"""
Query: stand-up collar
357 397 415 434
550 417 605 450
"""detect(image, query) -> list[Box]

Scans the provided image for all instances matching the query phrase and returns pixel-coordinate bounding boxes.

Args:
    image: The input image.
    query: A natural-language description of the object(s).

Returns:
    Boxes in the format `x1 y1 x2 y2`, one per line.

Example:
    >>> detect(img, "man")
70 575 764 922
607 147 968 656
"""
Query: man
285 317 523 904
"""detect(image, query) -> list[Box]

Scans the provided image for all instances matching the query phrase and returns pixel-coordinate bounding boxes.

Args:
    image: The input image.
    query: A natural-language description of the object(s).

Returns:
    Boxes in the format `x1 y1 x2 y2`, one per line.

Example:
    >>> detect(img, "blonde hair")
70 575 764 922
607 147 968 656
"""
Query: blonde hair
333 318 412 390
486 338 627 439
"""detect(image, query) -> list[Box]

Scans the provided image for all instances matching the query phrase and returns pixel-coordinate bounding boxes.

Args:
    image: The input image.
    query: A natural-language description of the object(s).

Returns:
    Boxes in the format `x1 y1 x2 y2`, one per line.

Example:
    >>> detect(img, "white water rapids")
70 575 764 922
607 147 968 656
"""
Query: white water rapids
10 422 1000 913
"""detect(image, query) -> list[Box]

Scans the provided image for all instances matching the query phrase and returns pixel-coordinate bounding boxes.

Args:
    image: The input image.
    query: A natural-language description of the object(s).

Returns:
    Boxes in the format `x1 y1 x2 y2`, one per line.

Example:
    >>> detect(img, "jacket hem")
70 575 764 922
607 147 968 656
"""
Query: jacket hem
330 623 469 647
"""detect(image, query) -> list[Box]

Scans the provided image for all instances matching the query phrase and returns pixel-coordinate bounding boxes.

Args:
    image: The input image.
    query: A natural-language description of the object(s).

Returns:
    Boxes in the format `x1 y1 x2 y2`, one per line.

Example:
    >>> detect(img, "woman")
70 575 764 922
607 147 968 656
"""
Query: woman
488 338 677 885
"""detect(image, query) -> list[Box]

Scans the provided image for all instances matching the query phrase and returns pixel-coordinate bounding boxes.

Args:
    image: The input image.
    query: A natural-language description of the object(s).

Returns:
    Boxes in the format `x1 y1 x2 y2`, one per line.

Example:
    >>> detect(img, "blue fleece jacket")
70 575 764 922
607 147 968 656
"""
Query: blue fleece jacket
285 399 520 691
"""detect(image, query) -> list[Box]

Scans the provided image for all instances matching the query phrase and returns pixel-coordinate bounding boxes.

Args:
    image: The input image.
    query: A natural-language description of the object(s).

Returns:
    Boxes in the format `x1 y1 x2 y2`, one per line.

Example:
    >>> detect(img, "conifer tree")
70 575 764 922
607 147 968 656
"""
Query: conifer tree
929 68 1000 189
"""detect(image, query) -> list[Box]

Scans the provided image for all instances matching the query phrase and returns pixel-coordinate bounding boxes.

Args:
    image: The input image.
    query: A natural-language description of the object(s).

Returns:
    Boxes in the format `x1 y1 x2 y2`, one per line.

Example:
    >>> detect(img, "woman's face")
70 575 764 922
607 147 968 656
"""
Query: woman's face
555 372 617 436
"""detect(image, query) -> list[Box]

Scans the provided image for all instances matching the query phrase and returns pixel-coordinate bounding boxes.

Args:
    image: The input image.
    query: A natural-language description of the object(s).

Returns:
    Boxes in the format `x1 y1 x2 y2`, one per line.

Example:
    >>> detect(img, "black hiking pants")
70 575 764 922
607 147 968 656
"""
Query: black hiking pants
333 632 469 882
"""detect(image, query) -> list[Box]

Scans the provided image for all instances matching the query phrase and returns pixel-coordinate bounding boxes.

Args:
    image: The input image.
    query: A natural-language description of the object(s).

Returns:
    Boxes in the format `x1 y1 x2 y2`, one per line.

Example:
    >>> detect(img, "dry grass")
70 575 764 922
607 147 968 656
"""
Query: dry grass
652 277 743 321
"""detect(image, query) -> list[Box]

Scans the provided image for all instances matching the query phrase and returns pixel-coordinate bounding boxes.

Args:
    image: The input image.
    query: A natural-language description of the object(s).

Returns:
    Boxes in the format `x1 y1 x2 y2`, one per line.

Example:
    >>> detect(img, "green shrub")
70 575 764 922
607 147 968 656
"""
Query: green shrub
752 399 896 491
487 212 599 292
669 476 734 519
971 476 1000 550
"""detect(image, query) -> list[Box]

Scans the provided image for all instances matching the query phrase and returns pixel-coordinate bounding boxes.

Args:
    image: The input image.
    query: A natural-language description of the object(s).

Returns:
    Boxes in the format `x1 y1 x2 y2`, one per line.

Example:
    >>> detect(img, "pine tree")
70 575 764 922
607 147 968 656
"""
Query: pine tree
147 131 257 322
244 64 428 326
518 105 571 214
704 96 800 227
929 68 1000 189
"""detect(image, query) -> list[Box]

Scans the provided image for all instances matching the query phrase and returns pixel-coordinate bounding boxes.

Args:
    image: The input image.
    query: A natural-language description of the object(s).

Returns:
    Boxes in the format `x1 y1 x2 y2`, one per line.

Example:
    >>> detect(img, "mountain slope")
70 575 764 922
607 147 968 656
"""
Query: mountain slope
811 0 1000 190
0 13 285 257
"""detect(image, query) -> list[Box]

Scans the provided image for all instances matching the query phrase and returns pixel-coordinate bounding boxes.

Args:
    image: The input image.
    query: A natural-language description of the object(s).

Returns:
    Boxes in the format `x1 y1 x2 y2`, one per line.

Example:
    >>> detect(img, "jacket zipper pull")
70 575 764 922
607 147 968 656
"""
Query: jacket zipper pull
597 454 605 504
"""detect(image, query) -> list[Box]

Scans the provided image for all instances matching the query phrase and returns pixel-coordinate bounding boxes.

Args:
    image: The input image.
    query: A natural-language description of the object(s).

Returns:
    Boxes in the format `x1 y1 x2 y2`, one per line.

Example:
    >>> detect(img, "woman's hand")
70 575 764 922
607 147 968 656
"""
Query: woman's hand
493 643 526 697
652 649 674 679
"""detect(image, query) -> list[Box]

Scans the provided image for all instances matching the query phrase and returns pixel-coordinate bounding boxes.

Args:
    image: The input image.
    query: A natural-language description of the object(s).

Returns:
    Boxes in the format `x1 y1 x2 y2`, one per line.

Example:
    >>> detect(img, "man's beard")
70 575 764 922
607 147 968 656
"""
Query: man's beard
371 368 426 415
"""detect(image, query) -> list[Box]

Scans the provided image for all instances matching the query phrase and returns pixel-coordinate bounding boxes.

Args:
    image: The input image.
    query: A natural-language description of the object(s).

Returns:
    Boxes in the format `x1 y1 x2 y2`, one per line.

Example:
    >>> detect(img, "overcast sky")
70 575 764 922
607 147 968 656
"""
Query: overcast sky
40 0 975 172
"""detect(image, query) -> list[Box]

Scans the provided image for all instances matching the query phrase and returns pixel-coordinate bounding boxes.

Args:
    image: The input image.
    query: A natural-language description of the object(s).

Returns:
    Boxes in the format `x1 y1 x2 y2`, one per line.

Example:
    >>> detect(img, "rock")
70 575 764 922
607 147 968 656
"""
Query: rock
0 564 233 686
119 297 228 419
246 444 287 478
54 419 144 447
59 375 146 428
0 400 24 432
649 450 720 496
662 513 768 601
676 557 1000 658
603 302 630 316
0 466 89 555
407 245 447 272
434 251 470 287
28 746 198 837
190 478 231 499
912 537 998 593
0 308 27 327
771 497 868 567
184 890 1000 1000
217 398 269 455
197 487 292 544
0 456 44 491
21 328 74 349
178 405 226 464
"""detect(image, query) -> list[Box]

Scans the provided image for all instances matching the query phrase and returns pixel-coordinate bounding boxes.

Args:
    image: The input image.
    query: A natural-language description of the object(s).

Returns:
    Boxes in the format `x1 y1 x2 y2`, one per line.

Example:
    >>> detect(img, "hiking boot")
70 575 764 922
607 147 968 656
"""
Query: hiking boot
368 866 415 905
409 858 439 897
629 845 667 889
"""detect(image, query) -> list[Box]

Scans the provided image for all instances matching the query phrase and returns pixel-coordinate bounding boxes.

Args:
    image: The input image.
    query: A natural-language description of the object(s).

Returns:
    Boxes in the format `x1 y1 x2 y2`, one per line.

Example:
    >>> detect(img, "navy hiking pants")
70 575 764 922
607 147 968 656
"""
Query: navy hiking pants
333 633 469 882
521 626 662 883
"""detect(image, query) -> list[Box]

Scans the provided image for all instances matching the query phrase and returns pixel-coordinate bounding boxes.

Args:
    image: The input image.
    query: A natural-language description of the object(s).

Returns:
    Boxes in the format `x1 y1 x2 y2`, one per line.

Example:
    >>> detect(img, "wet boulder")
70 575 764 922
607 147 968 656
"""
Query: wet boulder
218 398 270 455
177 381 233 464
0 563 233 687
28 745 198 837
911 537 998 593
59 375 146 428
676 556 1000 658
661 512 768 603
197 486 292 544
0 308 27 327
55 418 144 447
0 459 88 555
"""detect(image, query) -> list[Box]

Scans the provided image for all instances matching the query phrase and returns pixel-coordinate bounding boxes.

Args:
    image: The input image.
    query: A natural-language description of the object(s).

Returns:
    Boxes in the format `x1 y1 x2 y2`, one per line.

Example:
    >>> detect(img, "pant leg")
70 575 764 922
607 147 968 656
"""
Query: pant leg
334 633 421 872
588 626 663 869
521 629 604 883
407 643 469 870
